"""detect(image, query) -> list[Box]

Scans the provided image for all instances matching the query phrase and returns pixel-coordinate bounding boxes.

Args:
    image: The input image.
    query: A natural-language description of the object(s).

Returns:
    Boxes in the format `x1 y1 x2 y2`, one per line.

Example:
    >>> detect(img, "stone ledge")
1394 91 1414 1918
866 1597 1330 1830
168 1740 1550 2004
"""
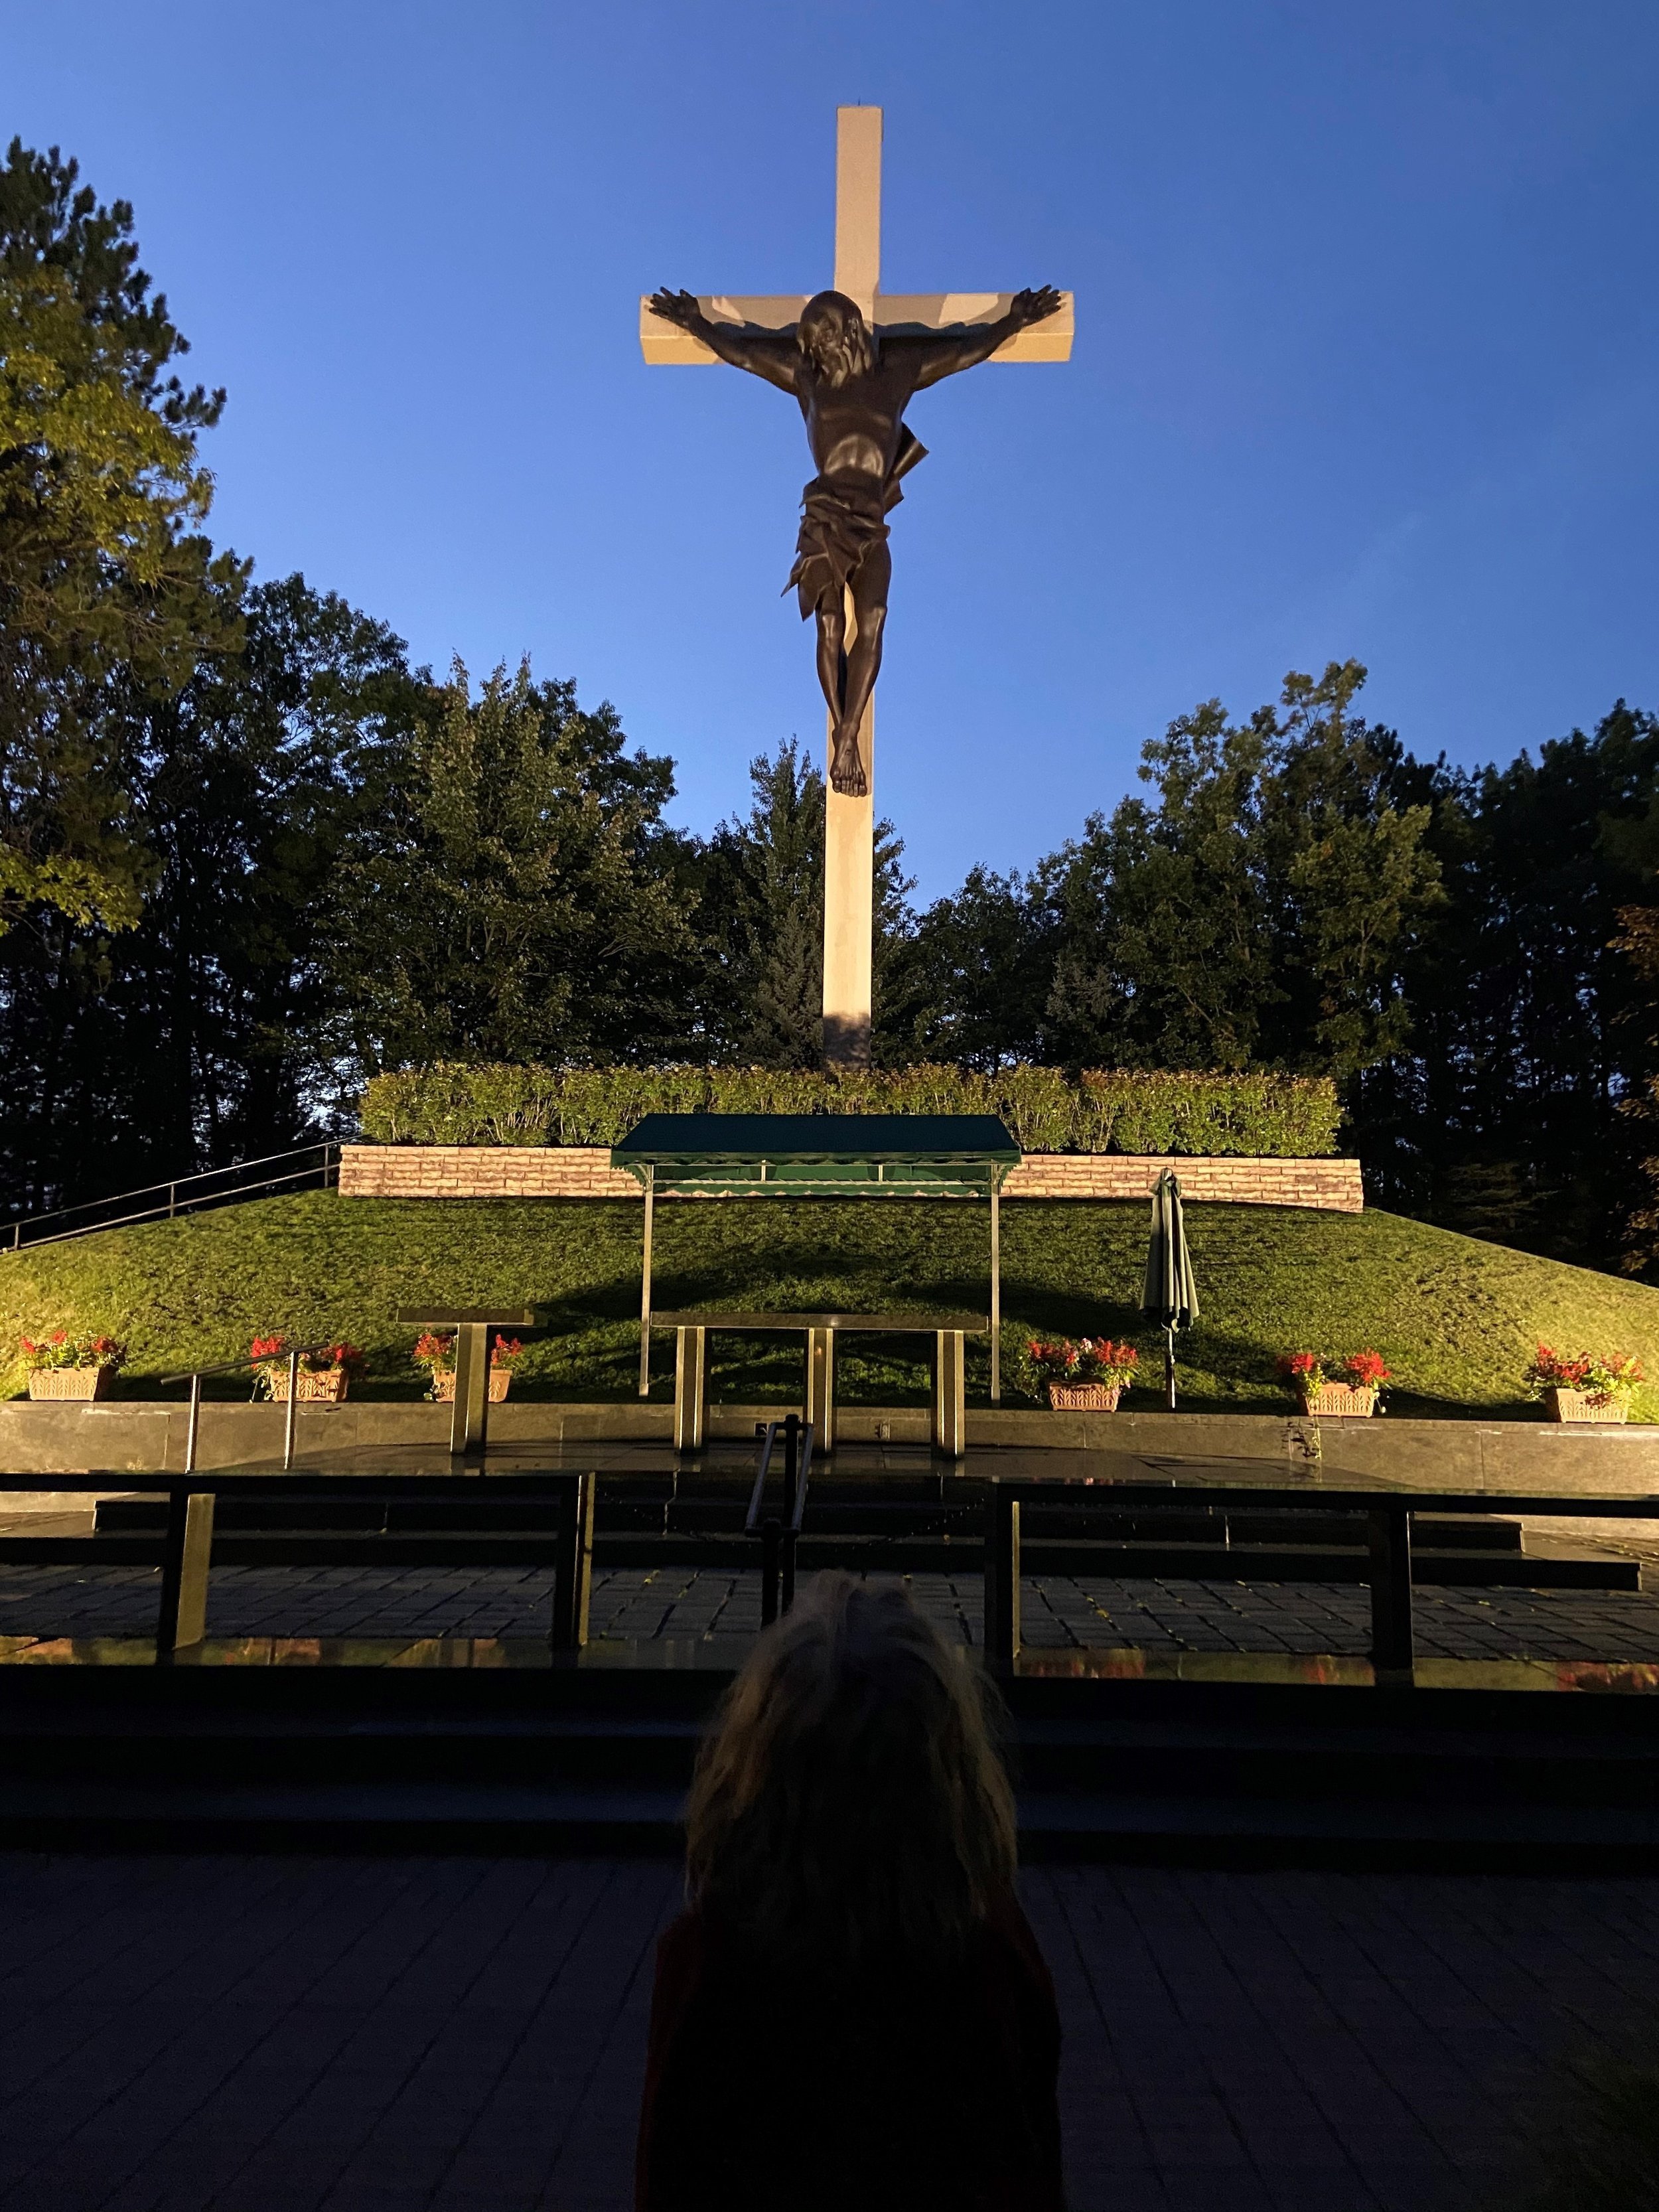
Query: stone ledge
1 1400 1653 1483
338 1146 1364 1212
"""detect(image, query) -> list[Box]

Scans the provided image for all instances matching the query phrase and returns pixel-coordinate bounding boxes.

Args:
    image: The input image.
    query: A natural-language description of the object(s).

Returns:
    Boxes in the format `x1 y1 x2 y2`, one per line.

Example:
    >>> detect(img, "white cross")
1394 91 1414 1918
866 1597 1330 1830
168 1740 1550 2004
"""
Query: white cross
640 106 1074 1065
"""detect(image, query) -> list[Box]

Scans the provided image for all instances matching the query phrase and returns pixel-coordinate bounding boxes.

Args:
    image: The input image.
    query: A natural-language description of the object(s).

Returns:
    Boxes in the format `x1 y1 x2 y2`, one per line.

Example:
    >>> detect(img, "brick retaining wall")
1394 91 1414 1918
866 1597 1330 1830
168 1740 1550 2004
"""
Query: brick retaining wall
338 1145 1363 1211
1001 1155 1362 1209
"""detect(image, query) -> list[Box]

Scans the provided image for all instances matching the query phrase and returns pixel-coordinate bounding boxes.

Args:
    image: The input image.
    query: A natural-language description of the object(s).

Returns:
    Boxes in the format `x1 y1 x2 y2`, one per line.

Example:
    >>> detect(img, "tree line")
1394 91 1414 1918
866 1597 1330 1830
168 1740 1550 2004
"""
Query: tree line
5 139 1659 1272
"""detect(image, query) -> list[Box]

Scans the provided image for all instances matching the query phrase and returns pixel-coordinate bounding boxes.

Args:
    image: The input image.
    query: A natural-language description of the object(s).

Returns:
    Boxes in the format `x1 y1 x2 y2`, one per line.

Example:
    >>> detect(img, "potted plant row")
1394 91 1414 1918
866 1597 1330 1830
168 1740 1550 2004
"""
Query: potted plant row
413 1331 525 1402
1023 1337 1139 1411
1277 1349 1391 1417
19 1331 127 1401
1525 1345 1643 1424
250 1335 366 1403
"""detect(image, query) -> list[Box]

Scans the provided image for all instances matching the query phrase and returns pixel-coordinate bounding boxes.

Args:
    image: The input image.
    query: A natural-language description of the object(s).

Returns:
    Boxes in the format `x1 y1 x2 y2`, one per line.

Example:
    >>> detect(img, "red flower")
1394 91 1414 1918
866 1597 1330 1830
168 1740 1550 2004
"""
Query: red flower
1343 1351 1391 1388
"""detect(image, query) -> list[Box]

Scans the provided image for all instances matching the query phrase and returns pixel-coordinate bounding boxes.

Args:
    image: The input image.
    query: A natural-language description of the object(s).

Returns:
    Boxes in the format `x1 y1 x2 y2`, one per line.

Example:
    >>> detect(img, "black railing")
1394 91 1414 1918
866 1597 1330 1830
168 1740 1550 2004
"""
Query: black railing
3 1464 1656 1686
4 1143 338 1254
747 1414 814 1624
0 1471 594 1663
982 1477 1659 1682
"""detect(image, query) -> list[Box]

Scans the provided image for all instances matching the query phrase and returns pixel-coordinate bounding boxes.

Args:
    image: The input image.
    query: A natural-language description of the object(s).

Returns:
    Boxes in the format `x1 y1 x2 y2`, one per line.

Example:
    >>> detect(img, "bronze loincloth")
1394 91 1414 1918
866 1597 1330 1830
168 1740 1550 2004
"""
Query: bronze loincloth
785 475 889 619
784 431 927 619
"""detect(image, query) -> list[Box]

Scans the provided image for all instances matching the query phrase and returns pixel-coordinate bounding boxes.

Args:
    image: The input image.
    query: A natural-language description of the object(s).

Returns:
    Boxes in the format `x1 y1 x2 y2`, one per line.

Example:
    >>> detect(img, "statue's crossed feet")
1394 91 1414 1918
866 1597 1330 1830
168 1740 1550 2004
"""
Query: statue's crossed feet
830 726 867 798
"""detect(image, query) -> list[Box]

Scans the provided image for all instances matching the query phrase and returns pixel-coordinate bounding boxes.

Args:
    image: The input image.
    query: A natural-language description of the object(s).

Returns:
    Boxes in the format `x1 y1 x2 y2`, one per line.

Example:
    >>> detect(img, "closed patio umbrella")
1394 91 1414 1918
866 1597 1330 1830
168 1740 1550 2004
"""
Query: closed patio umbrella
1139 1168 1199 1410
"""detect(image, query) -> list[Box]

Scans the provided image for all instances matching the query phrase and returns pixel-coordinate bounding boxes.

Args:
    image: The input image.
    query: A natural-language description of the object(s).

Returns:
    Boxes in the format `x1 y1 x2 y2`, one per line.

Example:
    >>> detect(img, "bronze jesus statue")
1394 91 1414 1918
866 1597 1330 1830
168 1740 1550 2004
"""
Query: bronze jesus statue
647 285 1064 796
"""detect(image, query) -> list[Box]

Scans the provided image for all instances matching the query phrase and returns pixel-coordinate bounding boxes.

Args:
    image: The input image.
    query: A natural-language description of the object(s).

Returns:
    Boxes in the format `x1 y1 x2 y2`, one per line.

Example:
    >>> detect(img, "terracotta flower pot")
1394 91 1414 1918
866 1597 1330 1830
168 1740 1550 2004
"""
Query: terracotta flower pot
1297 1384 1378 1418
1544 1388 1627 1425
431 1370 511 1403
265 1368 350 1404
27 1366 114 1402
1047 1382 1122 1412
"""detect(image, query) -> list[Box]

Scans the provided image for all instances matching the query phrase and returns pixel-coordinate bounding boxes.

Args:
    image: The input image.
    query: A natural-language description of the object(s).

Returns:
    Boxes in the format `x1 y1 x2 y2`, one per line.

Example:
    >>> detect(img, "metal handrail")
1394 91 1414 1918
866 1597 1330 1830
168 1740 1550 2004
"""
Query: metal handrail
747 1414 813 1622
161 1342 341 1476
5 1143 337 1254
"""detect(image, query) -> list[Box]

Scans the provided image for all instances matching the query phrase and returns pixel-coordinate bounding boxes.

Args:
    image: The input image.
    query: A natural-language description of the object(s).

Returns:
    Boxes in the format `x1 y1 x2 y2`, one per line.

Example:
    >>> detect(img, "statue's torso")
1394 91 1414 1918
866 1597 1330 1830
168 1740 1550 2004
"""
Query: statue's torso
796 357 915 484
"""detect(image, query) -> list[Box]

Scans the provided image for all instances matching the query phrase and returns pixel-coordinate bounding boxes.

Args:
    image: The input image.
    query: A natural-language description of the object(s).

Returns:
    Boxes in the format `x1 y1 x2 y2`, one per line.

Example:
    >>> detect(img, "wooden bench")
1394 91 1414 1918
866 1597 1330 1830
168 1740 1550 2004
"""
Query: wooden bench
652 1311 989 1457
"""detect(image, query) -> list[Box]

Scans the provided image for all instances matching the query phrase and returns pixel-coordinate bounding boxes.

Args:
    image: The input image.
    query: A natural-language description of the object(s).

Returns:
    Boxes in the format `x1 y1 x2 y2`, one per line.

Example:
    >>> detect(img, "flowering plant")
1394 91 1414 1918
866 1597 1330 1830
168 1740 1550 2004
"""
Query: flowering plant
1023 1335 1137 1391
19 1330 127 1372
1277 1350 1392 1398
411 1331 525 1376
1023 1337 1082 1384
250 1334 365 1389
1074 1337 1139 1384
1525 1345 1643 1409
1277 1351 1326 1393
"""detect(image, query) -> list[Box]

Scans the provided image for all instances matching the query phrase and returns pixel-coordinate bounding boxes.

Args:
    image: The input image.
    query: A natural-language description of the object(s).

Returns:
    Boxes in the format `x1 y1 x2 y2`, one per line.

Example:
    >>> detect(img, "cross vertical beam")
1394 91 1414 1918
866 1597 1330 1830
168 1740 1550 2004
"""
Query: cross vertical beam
822 106 882 1065
834 104 881 319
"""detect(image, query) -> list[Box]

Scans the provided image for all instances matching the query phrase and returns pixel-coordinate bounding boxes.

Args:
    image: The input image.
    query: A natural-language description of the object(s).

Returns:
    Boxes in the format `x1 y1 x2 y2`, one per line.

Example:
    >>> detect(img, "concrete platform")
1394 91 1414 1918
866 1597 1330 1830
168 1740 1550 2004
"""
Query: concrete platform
4 1398 1659 1489
3 1850 1649 2211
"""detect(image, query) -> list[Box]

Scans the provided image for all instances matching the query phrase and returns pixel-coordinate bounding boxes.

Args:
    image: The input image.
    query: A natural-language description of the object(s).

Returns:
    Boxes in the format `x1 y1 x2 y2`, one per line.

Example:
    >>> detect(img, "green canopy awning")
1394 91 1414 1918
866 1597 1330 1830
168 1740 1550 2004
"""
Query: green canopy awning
612 1114 1021 1404
611 1114 1020 1198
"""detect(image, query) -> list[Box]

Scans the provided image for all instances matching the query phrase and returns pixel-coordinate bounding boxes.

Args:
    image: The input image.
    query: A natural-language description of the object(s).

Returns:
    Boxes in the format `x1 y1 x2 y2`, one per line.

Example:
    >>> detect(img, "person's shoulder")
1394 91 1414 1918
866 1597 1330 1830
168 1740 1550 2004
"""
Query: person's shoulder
977 1891 1060 2004
654 1906 709 1988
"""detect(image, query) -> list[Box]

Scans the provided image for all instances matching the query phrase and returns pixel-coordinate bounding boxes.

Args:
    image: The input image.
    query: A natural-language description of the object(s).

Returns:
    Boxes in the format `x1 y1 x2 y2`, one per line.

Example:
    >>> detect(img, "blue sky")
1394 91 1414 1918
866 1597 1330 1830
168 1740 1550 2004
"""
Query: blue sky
7 1 1659 897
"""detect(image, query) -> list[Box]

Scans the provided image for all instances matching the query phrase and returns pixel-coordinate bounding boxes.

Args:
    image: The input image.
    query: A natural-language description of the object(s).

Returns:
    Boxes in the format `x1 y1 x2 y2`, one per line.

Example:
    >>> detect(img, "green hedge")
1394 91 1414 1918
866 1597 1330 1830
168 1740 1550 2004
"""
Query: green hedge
357 1064 1342 1157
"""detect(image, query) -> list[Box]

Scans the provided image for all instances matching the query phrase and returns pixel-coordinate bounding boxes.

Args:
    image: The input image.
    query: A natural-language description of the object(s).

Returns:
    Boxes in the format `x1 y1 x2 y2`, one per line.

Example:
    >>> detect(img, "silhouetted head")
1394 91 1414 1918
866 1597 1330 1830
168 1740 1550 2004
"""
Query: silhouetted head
684 1574 1017 1980
797 290 875 385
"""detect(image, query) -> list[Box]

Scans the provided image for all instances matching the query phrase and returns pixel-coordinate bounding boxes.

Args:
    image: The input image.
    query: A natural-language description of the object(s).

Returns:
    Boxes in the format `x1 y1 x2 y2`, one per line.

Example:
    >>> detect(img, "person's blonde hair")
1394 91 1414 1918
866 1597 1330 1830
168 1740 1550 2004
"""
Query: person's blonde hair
684 1574 1017 1976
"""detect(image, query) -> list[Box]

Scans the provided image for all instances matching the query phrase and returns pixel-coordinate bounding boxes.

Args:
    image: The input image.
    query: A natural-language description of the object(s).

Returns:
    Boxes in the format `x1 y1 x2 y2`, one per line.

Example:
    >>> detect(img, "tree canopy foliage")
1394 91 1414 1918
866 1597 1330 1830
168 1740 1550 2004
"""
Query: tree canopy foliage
0 139 242 936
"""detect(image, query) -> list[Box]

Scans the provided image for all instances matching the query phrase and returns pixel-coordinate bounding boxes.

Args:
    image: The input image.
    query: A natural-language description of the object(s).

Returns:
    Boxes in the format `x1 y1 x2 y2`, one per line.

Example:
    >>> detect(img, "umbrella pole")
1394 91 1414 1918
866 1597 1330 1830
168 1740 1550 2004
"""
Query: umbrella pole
1164 1326 1175 1412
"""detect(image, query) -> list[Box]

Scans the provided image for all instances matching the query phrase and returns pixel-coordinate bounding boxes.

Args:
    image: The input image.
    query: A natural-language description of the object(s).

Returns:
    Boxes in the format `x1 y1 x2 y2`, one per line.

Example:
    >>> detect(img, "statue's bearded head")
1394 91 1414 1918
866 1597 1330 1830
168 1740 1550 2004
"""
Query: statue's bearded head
798 291 875 386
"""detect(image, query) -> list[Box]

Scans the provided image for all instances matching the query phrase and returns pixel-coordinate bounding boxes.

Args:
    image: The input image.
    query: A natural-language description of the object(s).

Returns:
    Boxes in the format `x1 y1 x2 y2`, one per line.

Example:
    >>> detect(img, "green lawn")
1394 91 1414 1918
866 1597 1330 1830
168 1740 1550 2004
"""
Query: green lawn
3 1191 1659 1418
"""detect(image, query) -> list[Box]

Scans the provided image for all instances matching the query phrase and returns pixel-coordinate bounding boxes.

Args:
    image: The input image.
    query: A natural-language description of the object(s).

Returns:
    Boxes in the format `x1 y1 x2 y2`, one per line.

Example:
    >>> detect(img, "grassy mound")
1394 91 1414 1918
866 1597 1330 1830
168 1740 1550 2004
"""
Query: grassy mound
3 1192 1659 1419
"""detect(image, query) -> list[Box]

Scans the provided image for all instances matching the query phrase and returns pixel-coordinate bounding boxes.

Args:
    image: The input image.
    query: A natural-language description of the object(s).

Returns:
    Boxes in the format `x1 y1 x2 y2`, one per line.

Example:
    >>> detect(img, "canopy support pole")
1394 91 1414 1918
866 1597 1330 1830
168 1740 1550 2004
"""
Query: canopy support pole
638 1165 655 1398
989 1175 1001 1404
1164 1325 1176 1413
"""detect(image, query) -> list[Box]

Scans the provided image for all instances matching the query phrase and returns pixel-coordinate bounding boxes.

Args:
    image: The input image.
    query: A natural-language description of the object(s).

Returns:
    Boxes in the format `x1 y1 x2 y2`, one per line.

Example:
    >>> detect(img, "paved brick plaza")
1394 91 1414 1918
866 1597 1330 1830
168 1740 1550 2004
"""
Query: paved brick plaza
3 1560 1659 1664
0 1850 1655 2211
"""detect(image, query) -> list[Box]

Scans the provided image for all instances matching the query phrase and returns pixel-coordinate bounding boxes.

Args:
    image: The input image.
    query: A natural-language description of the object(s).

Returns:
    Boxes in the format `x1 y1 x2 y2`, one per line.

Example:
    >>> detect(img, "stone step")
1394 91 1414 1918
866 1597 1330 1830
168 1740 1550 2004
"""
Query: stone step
2 1667 1658 1866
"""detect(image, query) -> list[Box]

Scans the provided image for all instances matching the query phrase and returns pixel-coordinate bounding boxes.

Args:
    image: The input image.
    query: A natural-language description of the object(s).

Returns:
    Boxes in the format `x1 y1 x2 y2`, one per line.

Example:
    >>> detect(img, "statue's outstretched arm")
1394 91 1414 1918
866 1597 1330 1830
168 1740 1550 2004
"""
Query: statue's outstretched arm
647 289 799 392
901 285 1064 390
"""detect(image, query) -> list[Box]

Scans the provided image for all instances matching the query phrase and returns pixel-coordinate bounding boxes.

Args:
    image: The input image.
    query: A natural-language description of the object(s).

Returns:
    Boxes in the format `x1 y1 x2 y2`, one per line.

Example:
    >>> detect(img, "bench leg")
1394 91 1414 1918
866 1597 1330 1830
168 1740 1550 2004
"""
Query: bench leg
157 1491 215 1660
983 1489 1021 1677
451 1323 489 1458
805 1328 834 1453
551 1473 595 1651
674 1327 706 1453
1368 1505 1414 1682
933 1331 966 1458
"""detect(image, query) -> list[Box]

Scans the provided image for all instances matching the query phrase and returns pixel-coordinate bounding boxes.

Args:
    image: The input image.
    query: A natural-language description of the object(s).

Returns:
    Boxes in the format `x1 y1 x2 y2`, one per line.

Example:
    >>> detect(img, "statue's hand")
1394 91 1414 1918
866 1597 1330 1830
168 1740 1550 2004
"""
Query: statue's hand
1009 285 1063 328
648 287 705 331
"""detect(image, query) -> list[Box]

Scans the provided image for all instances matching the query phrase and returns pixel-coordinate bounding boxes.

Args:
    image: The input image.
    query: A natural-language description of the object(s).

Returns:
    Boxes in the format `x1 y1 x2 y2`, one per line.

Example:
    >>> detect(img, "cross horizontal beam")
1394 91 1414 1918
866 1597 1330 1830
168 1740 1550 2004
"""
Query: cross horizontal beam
638 290 1075 366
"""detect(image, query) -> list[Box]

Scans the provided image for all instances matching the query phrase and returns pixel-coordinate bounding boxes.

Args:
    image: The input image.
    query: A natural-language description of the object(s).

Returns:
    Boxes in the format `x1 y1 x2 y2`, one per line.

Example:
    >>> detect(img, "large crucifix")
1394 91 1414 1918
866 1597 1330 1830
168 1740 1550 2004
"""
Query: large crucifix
641 106 1073 1065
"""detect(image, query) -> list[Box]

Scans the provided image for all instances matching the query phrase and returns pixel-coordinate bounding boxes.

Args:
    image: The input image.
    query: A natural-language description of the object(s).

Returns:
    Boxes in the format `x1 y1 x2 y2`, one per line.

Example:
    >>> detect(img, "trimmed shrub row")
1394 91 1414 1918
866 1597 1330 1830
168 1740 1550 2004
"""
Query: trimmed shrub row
358 1065 1343 1158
